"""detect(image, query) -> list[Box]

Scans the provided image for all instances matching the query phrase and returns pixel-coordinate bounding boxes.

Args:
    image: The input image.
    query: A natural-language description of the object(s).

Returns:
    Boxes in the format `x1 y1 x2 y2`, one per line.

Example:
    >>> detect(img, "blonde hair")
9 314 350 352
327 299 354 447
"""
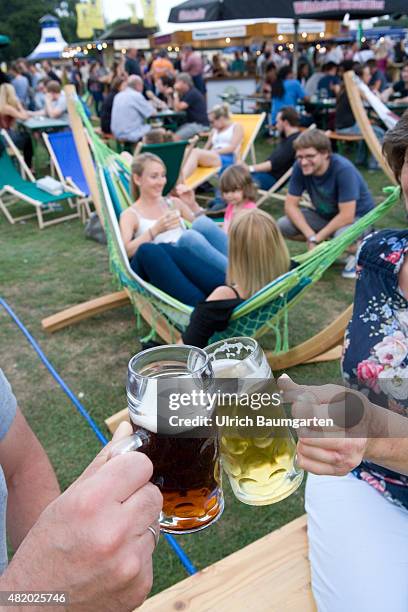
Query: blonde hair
209 102 231 120
0 83 19 112
130 152 165 199
227 209 290 297
220 164 257 202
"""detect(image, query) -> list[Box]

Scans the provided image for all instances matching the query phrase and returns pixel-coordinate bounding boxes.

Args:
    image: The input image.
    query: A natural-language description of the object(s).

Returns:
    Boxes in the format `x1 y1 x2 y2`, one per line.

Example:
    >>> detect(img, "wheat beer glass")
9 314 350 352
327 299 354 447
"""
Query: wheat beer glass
205 337 303 506
126 345 224 533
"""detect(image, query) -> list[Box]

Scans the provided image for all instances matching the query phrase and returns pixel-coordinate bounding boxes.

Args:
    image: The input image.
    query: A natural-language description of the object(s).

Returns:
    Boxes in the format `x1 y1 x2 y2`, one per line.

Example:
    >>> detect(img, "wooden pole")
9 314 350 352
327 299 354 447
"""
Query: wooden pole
64 84 104 223
343 71 396 184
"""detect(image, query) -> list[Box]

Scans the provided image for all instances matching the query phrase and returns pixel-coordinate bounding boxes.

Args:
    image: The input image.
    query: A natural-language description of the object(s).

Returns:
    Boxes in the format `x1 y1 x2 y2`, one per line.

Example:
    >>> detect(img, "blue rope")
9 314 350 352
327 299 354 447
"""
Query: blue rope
0 297 197 576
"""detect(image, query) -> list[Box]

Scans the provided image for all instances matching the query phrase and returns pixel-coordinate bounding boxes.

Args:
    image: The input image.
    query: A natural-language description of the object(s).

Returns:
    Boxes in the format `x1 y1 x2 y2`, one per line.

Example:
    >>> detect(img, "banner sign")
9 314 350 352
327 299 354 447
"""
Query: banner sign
113 39 150 50
277 22 325 34
193 25 246 41
293 0 385 15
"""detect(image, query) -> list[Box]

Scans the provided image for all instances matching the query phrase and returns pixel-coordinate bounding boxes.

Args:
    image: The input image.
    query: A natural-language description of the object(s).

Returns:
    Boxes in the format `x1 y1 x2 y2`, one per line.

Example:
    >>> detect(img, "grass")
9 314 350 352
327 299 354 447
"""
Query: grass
1 134 406 596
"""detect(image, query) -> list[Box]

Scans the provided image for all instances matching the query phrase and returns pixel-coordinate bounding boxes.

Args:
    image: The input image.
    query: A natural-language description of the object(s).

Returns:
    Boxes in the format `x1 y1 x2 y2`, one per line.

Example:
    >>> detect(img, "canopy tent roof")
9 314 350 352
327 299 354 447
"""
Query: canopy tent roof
100 22 157 40
27 15 68 61
169 0 408 22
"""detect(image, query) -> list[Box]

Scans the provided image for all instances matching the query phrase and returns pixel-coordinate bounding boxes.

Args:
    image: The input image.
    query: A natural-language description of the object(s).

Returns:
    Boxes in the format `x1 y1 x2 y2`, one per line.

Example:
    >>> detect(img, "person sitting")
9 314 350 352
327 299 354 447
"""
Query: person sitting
181 208 290 348
335 64 385 171
173 73 209 140
304 60 324 97
143 127 174 145
181 103 243 180
382 61 408 104
150 49 175 83
277 129 374 278
366 58 388 93
31 80 68 119
0 82 32 167
242 106 301 191
230 51 246 75
100 75 127 135
317 61 341 98
175 164 258 274
119 153 225 306
271 65 307 126
111 75 155 145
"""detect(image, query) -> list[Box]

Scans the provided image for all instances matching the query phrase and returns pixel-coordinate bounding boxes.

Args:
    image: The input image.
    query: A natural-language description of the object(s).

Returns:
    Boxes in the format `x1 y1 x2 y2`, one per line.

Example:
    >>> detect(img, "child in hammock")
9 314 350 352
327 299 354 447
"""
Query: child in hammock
176 164 258 274
181 208 290 347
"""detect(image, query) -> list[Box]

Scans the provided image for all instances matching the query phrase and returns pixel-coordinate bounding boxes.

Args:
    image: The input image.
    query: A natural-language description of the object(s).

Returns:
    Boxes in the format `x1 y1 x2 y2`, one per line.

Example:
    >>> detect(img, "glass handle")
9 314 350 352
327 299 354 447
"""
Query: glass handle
109 432 146 458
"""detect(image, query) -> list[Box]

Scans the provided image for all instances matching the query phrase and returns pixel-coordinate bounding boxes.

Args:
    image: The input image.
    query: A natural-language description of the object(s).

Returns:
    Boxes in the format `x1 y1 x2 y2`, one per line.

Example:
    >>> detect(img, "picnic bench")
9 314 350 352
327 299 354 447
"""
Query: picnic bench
140 514 315 612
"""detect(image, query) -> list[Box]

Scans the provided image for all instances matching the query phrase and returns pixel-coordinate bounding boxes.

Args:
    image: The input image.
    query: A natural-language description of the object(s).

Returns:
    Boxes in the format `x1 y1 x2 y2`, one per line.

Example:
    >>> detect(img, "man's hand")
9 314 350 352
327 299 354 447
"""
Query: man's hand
278 375 370 476
1 422 163 611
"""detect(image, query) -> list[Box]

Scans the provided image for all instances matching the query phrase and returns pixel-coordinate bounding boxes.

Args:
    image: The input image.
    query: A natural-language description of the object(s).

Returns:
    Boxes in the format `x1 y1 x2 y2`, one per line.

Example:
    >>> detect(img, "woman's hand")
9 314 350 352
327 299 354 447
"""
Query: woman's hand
152 210 181 236
278 374 370 476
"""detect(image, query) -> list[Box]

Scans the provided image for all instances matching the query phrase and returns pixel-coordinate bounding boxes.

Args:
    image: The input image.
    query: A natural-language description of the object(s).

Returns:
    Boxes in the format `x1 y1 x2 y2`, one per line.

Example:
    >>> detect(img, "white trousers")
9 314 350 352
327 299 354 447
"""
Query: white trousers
306 472 408 612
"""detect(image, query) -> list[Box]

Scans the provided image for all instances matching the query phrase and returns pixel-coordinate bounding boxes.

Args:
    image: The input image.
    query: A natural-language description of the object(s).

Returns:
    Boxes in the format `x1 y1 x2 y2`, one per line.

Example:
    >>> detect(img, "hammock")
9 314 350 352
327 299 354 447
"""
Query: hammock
74 100 400 353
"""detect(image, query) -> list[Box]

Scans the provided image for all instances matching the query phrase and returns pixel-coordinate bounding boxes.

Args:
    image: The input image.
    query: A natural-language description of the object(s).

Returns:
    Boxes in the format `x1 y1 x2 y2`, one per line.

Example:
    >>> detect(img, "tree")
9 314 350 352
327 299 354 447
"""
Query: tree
0 0 76 60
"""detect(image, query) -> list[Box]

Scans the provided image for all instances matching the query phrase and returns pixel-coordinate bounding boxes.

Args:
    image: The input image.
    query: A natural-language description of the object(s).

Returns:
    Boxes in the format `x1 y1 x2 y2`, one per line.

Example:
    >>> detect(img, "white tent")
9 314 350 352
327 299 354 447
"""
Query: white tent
27 15 68 61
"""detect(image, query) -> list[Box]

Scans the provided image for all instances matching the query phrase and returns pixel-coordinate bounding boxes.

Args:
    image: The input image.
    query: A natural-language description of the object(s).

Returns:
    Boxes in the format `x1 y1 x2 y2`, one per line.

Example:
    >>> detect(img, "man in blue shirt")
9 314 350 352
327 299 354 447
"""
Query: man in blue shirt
278 129 374 278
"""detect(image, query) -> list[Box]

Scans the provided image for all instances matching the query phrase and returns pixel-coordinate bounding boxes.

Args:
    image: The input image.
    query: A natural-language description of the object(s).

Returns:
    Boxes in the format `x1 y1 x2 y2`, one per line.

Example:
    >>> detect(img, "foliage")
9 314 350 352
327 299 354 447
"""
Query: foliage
0 0 76 60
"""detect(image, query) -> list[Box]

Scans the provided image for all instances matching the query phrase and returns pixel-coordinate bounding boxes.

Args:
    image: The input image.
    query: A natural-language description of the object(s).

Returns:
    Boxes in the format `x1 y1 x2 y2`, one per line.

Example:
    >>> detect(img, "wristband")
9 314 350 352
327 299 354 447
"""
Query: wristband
307 235 317 243
249 165 255 173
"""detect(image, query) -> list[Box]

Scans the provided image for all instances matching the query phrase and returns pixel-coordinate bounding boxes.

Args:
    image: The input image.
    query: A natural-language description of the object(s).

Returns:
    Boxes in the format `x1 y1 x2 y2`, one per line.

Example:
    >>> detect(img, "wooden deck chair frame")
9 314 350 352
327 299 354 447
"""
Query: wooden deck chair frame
343 71 397 184
42 132 92 223
0 129 81 229
184 112 266 191
42 87 347 370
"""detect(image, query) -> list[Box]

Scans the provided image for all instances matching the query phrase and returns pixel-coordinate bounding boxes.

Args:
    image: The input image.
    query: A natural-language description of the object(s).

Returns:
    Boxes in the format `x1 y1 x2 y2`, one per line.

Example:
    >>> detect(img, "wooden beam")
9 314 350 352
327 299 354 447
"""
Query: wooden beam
41 291 130 332
343 71 396 184
267 305 353 370
64 84 104 223
131 292 181 344
140 515 315 612
105 408 129 435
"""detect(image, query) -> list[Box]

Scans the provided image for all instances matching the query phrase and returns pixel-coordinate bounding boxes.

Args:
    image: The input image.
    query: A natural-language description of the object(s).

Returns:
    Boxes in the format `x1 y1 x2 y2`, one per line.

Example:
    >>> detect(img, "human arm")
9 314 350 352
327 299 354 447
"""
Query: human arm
44 93 66 119
1 407 60 550
120 208 182 258
314 201 356 243
240 160 272 173
381 85 394 102
173 92 188 111
0 421 162 611
174 186 203 216
278 375 408 476
2 103 29 121
284 193 316 240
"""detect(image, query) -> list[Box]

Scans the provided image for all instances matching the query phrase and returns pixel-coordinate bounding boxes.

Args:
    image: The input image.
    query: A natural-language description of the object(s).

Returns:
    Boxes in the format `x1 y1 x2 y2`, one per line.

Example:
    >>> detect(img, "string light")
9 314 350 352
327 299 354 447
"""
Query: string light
225 37 231 43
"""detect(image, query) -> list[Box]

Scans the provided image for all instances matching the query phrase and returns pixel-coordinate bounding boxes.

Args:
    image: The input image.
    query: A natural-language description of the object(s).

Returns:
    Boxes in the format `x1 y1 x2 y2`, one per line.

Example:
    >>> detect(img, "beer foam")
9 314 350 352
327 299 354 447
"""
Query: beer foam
212 357 271 380
128 378 158 433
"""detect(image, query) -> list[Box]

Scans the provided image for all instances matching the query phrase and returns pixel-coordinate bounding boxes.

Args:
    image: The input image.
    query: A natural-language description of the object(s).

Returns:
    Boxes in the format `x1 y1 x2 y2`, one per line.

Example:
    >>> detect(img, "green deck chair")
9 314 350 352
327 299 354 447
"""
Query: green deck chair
0 130 80 229
133 137 197 196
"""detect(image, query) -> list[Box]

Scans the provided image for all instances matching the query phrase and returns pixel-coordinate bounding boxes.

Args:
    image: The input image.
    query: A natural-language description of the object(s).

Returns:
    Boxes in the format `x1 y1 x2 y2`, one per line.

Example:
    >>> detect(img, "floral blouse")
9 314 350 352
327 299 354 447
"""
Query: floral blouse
342 229 408 510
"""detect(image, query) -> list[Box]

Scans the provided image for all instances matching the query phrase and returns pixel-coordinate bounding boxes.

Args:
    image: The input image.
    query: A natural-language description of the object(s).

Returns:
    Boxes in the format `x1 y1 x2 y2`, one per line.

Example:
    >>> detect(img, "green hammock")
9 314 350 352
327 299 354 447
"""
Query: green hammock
76 101 400 352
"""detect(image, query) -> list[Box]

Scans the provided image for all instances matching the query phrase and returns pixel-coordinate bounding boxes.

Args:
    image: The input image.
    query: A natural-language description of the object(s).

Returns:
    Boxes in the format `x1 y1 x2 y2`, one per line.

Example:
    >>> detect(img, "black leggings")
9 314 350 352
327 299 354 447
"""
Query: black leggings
8 129 33 168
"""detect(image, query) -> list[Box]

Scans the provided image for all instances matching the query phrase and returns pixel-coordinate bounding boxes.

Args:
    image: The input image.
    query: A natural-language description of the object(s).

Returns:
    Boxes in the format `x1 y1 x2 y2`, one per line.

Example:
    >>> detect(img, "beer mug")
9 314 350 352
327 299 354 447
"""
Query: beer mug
205 337 303 506
125 345 224 534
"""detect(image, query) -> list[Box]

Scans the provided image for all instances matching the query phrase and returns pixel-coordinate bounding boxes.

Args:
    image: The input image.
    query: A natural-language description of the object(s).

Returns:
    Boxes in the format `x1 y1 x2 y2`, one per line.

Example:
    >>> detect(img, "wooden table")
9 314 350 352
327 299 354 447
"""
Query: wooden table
148 110 186 131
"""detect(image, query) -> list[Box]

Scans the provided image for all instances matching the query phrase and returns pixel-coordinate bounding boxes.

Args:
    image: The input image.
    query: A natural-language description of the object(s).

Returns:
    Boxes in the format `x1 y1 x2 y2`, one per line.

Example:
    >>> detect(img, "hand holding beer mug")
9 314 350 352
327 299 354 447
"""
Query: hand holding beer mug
205 337 303 506
119 345 224 534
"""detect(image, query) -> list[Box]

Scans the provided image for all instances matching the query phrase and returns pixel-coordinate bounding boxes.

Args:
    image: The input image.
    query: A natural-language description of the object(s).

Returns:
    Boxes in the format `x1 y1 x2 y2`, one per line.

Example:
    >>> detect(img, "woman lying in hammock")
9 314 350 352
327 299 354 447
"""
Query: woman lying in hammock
181 103 244 180
181 208 291 347
119 152 225 307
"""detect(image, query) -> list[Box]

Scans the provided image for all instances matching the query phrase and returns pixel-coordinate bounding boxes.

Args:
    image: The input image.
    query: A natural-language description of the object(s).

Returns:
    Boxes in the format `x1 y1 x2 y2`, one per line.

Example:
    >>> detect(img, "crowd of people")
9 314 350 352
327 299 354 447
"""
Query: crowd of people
2 33 408 612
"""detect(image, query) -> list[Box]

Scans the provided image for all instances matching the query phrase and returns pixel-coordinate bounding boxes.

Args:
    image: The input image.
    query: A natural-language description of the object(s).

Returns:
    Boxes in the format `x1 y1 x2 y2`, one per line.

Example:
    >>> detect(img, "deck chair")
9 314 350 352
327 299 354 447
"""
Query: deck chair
43 131 92 222
133 137 197 195
0 130 80 229
184 112 266 191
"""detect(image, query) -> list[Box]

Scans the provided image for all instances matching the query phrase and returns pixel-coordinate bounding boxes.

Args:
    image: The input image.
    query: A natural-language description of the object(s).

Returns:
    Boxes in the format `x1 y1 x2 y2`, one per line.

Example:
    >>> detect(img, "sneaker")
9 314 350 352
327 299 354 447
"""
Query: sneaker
342 255 357 279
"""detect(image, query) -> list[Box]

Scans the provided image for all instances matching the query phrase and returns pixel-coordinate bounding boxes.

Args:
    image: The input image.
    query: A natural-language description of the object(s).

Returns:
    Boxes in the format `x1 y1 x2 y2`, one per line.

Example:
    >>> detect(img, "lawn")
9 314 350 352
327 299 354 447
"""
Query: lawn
0 134 405 596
